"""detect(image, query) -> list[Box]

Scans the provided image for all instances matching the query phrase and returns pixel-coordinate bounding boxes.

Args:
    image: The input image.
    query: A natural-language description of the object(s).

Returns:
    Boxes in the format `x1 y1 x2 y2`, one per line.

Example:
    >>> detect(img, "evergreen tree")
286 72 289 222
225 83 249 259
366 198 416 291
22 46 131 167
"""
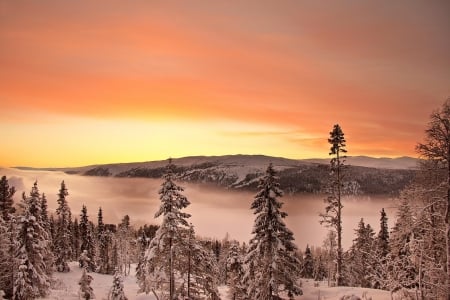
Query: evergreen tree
54 181 72 272
387 194 418 291
117 215 132 275
322 230 337 287
0 176 15 298
177 225 219 299
97 207 111 274
378 208 389 258
301 245 314 278
0 176 15 221
346 219 376 288
136 228 150 286
72 217 81 260
78 268 95 300
138 159 191 299
108 270 128 300
320 124 347 286
13 182 52 299
79 205 96 271
245 164 302 299
0 216 12 298
226 242 246 300
313 254 327 282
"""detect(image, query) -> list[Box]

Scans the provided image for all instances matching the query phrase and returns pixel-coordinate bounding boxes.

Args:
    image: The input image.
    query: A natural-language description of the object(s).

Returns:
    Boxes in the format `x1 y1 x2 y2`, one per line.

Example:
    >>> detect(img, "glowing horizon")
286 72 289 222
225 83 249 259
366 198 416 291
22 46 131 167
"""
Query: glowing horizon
1 1 449 168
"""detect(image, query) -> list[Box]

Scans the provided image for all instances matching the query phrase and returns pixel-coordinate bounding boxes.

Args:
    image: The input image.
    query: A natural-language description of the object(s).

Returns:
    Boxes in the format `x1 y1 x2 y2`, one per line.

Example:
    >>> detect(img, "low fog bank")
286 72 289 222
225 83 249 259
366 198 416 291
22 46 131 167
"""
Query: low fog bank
1 168 397 250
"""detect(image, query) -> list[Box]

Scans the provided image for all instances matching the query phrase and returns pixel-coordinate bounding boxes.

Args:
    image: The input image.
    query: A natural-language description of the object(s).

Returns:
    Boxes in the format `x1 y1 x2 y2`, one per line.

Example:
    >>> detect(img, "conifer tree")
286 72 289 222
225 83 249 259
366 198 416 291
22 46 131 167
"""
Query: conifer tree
79 268 95 300
0 216 12 298
136 228 150 286
14 182 52 299
139 159 191 299
0 176 15 221
55 181 72 272
378 208 389 258
108 270 128 300
320 124 347 286
226 242 246 300
72 217 81 260
245 164 302 299
387 194 418 291
79 205 96 271
177 225 219 299
301 245 314 278
0 176 15 298
97 207 111 274
117 215 132 275
346 219 376 287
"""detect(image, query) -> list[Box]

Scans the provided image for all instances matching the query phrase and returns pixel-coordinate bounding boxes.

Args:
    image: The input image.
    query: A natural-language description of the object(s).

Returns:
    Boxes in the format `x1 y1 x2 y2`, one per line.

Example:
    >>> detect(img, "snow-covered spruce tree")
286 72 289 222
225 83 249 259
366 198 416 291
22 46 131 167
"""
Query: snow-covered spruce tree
301 245 314 279
367 208 390 290
136 228 150 286
79 267 95 300
117 215 133 275
313 253 327 282
79 205 96 271
108 270 128 300
377 208 390 258
72 217 81 260
226 242 246 300
244 163 302 299
177 225 219 299
0 176 15 298
386 192 418 291
97 207 112 274
54 181 72 272
320 124 347 286
13 182 52 299
0 216 12 298
345 218 375 288
0 175 16 221
138 159 191 299
416 98 450 299
322 230 337 287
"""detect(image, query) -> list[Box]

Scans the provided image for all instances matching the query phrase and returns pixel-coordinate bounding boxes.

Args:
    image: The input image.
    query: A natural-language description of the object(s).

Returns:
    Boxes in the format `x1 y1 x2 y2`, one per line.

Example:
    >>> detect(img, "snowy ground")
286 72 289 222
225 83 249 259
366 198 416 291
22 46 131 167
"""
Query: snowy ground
43 262 391 299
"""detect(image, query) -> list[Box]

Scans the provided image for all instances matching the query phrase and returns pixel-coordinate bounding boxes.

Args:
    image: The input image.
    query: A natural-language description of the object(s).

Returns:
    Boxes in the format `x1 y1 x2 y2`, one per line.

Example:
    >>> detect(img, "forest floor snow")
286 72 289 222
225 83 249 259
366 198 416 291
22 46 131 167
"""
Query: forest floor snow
43 262 391 299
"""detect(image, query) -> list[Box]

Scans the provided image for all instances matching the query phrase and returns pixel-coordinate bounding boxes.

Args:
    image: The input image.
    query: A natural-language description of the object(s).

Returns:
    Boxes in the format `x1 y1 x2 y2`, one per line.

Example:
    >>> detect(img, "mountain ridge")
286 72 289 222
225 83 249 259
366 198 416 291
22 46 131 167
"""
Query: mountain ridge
15 155 418 196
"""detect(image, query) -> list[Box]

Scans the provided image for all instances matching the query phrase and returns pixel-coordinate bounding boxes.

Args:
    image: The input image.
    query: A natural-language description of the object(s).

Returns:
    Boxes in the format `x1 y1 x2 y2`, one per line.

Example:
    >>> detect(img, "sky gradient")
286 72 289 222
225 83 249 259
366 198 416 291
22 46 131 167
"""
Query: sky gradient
1 1 449 167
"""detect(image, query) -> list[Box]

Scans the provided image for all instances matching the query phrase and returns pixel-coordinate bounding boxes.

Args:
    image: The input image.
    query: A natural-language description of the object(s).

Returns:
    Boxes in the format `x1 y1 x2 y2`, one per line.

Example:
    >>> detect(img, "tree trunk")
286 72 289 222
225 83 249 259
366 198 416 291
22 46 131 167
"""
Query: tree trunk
336 151 343 287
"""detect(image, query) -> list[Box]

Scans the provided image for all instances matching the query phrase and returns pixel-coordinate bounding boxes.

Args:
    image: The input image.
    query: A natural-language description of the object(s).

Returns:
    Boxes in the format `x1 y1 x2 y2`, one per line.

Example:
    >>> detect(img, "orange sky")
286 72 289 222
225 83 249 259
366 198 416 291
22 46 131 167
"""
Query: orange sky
1 1 449 167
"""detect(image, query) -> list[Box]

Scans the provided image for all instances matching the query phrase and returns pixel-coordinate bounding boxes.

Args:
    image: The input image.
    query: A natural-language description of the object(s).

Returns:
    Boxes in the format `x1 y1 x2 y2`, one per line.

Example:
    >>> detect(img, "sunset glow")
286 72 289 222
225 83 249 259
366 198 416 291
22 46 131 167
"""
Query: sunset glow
1 1 449 167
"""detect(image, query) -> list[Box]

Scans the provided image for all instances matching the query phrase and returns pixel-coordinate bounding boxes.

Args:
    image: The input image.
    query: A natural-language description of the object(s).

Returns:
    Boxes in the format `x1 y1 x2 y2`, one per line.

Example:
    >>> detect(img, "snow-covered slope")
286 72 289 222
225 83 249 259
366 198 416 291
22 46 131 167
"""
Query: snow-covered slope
45 262 392 299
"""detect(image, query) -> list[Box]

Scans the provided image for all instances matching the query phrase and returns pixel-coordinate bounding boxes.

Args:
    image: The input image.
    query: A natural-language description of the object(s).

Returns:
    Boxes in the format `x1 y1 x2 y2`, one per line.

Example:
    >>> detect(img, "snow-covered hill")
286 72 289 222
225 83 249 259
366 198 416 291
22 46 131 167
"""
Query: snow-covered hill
18 155 418 195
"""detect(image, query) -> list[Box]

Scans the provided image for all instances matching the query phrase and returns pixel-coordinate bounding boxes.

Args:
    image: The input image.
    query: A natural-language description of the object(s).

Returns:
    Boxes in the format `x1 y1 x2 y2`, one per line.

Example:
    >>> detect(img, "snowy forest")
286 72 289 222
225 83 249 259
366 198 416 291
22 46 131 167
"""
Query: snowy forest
0 99 449 300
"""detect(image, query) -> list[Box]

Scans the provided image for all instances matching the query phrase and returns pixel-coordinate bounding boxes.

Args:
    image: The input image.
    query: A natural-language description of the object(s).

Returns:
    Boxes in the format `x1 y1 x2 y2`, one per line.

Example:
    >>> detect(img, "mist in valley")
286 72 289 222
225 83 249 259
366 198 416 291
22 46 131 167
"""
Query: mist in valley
1 167 397 250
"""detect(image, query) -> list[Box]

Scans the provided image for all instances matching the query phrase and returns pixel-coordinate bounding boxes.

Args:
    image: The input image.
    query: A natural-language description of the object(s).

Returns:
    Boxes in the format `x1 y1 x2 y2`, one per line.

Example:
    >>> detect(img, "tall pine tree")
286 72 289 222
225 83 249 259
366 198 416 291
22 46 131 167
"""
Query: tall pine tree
244 164 302 299
320 124 347 286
